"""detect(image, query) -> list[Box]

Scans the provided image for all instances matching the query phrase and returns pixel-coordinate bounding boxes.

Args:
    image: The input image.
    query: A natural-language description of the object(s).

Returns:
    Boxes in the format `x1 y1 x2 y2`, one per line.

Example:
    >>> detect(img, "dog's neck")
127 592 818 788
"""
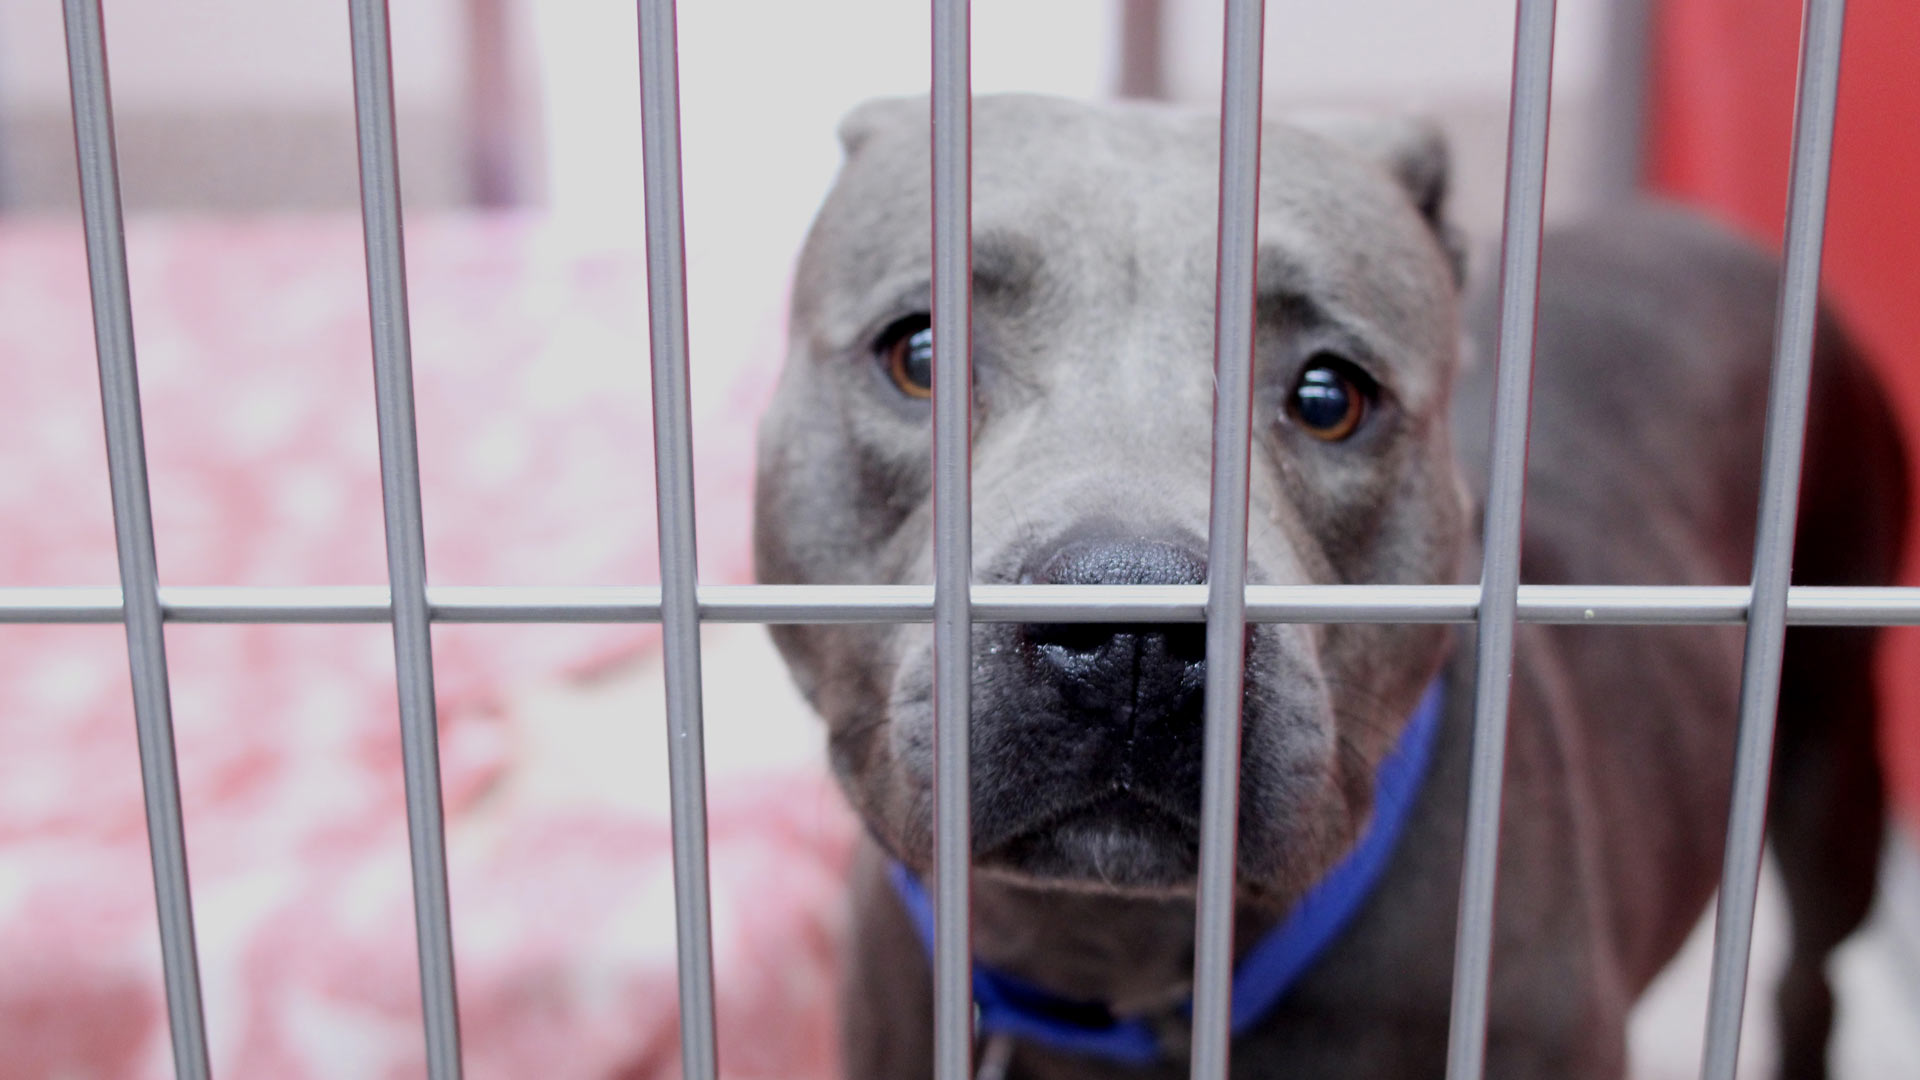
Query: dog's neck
968 877 1284 1019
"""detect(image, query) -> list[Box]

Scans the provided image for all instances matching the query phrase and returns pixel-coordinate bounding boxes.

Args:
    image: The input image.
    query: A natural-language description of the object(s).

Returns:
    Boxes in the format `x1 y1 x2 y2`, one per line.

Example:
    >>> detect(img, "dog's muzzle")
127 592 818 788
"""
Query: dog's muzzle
1020 537 1209 730
963 534 1237 885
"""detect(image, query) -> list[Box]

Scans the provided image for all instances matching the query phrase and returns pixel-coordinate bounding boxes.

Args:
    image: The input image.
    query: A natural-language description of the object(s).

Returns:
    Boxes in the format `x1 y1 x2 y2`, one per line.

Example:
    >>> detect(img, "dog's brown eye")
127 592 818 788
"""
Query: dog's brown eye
881 318 934 399
1288 358 1369 441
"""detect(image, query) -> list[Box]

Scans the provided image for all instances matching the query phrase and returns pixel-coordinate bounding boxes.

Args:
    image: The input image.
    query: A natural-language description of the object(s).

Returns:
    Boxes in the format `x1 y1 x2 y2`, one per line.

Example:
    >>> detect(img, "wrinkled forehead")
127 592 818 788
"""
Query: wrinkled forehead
793 98 1457 370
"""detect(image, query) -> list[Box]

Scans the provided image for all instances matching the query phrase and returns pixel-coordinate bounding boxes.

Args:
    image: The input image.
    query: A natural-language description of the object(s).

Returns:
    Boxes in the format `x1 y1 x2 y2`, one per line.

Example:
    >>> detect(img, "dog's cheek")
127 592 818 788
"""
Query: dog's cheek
763 624 825 710
1237 632 1349 885
763 621 922 852
879 625 1072 867
818 387 947 569
1323 621 1449 726
1389 433 1472 587
1286 452 1418 586
875 626 935 801
963 632 1094 846
772 623 887 721
754 369 930 590
1254 421 1466 593
851 438 931 551
1310 619 1451 847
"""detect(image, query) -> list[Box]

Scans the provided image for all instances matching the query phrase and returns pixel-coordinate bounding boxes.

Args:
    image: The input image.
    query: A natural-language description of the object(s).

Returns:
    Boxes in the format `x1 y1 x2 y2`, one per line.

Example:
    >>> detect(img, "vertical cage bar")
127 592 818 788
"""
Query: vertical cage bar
930 1 975 1078
1699 2 1847 1077
635 4 720 1078
345 3 464 1075
1188 1 1265 1076
1596 0 1651 199
1444 2 1556 1079
59 4 211 1077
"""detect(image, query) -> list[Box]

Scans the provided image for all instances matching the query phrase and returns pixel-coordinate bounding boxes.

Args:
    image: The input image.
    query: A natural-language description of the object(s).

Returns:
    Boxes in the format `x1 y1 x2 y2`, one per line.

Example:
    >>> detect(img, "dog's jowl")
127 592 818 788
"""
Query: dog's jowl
753 95 1908 1080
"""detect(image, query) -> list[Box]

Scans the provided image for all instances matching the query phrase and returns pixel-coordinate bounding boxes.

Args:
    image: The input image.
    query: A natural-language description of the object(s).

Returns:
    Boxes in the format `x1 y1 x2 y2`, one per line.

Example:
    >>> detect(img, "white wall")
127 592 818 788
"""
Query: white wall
0 0 469 210
0 0 1624 226
1159 0 1624 239
518 0 1126 428
0 0 1607 114
0 0 462 109
1164 0 1609 106
529 0 1119 272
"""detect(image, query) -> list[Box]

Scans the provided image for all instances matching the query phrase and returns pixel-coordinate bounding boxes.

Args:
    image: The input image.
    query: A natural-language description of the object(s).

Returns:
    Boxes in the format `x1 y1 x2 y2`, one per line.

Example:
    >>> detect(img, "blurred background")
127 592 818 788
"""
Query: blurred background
1 1 1916 1077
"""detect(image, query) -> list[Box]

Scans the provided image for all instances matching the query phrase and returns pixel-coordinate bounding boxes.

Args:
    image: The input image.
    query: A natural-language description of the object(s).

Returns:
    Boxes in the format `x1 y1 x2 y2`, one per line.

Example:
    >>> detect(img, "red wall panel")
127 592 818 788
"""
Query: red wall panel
1650 0 1920 828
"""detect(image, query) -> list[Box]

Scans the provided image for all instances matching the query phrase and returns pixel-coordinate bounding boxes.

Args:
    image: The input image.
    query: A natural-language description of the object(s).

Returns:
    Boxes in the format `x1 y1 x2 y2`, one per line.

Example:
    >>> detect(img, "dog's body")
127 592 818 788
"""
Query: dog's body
753 96 1907 1079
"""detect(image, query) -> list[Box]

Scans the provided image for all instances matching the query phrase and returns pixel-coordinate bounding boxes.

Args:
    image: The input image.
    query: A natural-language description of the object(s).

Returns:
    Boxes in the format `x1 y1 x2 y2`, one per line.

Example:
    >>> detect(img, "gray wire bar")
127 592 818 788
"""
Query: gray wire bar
1190 1 1266 1075
1700 2 1848 1077
12 583 1920 627
345 2 464 1075
635 3 719 1078
1445 3 1557 1078
929 1 975 1077
18 6 1895 1080
58 3 211 1076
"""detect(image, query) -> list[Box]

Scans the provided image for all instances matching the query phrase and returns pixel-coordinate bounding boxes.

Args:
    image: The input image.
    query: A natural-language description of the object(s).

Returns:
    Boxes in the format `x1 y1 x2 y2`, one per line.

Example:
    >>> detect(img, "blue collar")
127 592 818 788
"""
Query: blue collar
887 676 1448 1068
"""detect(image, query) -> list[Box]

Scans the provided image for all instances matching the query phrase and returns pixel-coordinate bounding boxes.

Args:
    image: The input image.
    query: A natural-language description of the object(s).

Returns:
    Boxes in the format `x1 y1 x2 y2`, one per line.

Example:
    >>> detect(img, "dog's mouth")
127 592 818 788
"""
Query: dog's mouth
977 785 1202 892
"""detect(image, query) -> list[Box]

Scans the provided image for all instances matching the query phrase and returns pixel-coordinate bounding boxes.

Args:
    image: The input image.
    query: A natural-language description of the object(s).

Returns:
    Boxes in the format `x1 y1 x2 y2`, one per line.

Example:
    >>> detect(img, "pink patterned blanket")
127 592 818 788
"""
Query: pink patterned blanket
0 216 855 1079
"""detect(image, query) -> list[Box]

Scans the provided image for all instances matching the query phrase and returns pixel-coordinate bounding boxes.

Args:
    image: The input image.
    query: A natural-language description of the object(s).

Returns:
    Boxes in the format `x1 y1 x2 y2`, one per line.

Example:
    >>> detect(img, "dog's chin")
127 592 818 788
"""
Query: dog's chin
974 792 1203 898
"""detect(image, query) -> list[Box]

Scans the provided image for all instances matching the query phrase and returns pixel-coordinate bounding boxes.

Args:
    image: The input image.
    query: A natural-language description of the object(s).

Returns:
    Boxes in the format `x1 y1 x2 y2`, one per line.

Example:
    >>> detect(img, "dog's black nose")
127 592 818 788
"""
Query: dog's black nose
1021 539 1208 714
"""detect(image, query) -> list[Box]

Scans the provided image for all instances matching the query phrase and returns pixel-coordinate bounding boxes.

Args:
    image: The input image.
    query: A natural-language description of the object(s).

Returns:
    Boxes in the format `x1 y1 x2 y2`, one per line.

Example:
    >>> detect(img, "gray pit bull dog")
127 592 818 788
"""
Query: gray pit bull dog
752 95 1908 1079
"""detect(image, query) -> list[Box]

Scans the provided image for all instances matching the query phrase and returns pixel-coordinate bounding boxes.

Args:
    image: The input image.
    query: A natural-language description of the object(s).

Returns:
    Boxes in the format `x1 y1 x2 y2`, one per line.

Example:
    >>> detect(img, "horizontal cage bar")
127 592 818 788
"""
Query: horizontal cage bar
5 583 1920 626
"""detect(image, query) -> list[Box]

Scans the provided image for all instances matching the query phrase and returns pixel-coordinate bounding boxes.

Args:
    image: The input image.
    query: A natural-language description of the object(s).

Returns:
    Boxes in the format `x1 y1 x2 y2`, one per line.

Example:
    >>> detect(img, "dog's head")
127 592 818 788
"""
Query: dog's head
755 95 1468 905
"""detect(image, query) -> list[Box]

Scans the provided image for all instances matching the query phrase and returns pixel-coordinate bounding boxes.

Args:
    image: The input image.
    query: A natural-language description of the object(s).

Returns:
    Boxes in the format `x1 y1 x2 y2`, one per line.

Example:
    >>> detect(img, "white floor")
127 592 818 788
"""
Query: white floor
1629 830 1920 1079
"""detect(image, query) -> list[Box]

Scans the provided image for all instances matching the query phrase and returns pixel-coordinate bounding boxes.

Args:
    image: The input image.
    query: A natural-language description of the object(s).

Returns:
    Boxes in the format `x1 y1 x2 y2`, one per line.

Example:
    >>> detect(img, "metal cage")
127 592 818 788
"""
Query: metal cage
7 1 1914 1078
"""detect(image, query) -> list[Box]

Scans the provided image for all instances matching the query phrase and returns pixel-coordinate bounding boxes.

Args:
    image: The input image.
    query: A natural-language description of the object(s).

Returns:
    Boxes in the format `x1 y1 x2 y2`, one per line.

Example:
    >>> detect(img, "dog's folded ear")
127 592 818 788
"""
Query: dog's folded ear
837 95 922 159
1285 112 1466 284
